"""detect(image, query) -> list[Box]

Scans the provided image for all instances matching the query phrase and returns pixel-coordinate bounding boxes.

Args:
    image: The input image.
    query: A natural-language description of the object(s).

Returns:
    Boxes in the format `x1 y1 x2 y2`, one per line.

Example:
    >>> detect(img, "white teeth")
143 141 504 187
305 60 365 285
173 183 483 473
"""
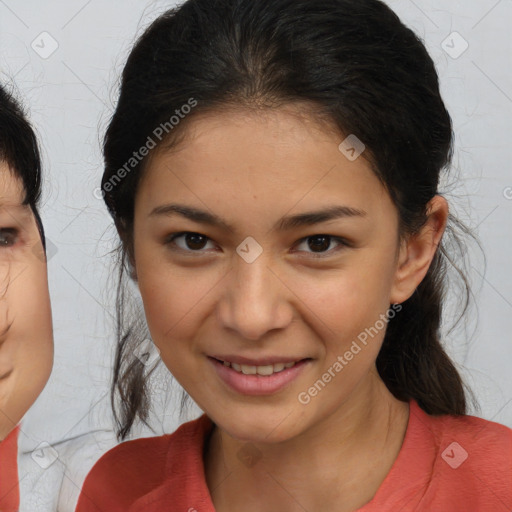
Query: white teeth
241 365 257 375
223 360 297 375
256 365 274 376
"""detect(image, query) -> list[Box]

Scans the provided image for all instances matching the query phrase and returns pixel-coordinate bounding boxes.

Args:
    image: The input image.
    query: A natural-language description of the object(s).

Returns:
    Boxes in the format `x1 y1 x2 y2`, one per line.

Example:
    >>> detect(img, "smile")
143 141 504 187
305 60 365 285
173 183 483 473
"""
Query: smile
219 360 298 376
209 356 311 396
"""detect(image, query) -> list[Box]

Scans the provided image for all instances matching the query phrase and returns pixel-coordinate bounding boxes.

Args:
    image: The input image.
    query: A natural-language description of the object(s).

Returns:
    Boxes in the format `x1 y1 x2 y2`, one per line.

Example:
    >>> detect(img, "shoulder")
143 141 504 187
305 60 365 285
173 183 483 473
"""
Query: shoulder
418 405 512 506
0 425 20 512
427 408 512 460
74 433 172 511
75 415 211 512
88 432 173 479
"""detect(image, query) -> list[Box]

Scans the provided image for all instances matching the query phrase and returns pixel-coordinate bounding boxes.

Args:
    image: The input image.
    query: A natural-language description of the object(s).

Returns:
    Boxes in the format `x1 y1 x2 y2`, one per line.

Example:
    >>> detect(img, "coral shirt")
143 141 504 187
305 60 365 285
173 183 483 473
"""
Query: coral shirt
75 400 512 511
0 425 20 512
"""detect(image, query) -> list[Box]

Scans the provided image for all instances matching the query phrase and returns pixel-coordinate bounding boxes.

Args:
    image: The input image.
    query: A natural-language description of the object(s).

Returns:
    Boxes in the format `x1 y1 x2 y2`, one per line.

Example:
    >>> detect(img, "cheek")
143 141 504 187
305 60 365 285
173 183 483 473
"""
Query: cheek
136 254 217 352
297 257 397 370
301 265 393 335
11 261 53 364
0 258 53 434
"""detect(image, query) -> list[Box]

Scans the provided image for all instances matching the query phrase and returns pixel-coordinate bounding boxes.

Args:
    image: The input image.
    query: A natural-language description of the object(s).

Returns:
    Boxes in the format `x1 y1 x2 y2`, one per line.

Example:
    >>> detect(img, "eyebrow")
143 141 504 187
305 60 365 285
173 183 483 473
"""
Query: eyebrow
0 203 32 225
149 203 366 232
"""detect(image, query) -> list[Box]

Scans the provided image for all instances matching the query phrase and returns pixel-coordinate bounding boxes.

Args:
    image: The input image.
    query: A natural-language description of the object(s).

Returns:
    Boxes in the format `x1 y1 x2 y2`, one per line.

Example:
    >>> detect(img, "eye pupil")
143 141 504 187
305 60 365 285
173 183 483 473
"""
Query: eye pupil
308 235 330 252
186 233 207 250
0 229 17 247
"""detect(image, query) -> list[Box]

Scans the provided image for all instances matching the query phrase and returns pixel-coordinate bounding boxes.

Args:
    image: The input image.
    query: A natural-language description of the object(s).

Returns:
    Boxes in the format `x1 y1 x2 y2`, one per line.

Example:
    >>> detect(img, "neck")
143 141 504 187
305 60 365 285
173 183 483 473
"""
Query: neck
205 372 409 512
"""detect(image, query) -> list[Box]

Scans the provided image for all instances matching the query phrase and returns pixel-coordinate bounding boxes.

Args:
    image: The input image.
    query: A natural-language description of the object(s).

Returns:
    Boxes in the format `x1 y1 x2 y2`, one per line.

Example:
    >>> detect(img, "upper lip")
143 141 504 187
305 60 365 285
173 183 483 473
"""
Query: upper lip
209 355 309 366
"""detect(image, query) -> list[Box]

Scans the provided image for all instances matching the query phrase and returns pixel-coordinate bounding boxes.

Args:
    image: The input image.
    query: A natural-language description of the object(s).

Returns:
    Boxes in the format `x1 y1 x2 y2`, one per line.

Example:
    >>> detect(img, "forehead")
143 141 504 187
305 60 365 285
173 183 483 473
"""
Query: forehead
0 160 26 206
140 107 389 213
156 106 345 157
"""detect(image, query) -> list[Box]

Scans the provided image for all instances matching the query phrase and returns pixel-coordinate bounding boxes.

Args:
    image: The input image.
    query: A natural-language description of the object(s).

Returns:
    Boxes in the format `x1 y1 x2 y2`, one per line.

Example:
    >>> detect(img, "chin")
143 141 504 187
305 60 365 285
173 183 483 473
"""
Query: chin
209 403 309 444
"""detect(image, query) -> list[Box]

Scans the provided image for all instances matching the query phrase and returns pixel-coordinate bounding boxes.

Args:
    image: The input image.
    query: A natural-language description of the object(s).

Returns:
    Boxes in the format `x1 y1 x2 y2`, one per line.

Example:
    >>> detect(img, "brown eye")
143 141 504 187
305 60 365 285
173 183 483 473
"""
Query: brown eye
166 232 215 253
294 235 348 258
0 228 19 248
182 233 209 250
306 235 332 252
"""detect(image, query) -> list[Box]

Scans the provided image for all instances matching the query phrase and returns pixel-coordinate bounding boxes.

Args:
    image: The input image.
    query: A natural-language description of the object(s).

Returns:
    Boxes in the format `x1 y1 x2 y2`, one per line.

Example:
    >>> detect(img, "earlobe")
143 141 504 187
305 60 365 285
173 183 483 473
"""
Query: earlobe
126 243 138 281
390 195 448 304
129 259 138 282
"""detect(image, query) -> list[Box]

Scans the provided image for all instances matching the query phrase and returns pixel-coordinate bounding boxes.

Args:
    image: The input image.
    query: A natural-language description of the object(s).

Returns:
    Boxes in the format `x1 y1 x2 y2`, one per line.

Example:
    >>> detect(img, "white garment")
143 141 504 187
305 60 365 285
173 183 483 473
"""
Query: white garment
18 428 118 512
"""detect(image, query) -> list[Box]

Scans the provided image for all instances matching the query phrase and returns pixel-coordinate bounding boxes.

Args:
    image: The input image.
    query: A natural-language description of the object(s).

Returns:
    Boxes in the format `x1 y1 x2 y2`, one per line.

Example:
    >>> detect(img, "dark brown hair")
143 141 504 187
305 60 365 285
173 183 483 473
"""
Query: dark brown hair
101 0 477 440
0 83 45 246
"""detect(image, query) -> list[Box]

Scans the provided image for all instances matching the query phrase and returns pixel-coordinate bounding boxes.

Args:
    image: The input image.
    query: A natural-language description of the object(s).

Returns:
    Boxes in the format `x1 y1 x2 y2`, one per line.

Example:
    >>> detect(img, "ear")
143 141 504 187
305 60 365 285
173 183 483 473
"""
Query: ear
390 195 448 304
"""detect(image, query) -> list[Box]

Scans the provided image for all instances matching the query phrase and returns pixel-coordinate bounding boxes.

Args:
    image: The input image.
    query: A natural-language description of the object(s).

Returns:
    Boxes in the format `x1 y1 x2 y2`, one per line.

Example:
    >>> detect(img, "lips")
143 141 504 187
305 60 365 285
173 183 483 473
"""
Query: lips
210 354 308 375
209 356 311 395
219 359 297 376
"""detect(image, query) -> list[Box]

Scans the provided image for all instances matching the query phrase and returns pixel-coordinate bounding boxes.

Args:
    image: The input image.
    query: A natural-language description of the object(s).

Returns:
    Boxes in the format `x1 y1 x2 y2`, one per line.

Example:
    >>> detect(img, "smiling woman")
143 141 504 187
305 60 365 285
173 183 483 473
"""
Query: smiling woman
0 84 54 512
75 0 512 511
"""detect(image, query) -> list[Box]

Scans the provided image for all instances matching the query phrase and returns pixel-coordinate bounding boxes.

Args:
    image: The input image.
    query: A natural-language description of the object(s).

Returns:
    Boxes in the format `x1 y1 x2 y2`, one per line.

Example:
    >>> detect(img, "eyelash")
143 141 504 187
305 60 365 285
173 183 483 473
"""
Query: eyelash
164 231 351 259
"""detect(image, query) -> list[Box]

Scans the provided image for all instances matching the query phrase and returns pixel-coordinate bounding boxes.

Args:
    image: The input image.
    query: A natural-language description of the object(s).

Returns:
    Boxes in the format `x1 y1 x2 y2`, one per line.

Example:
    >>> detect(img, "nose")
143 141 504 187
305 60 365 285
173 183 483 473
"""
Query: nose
217 253 294 341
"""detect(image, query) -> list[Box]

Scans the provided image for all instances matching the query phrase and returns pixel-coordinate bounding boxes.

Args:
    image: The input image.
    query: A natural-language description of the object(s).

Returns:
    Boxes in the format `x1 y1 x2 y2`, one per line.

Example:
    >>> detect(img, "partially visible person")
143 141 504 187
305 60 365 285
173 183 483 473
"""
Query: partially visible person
0 83 54 512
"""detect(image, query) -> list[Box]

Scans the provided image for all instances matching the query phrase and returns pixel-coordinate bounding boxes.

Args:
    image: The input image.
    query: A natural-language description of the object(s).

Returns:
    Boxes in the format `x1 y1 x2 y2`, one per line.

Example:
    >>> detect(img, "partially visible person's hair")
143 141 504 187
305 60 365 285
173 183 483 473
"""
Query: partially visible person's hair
101 0 478 440
0 83 45 245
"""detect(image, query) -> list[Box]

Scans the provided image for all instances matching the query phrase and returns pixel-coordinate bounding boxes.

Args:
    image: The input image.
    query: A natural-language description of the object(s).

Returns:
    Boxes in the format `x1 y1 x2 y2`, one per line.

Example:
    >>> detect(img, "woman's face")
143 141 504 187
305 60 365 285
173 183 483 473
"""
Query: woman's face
132 107 419 442
0 163 53 440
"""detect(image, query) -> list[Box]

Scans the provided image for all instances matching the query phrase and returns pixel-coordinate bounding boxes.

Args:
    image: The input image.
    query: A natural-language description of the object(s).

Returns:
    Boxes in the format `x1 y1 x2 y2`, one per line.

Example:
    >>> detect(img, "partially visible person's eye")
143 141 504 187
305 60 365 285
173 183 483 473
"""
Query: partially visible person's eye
293 234 351 258
165 232 217 254
0 228 19 249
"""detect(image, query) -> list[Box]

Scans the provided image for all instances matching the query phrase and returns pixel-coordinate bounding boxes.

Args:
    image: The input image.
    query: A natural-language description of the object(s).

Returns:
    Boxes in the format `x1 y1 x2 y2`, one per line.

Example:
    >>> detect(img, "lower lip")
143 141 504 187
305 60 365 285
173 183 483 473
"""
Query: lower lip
209 357 310 396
